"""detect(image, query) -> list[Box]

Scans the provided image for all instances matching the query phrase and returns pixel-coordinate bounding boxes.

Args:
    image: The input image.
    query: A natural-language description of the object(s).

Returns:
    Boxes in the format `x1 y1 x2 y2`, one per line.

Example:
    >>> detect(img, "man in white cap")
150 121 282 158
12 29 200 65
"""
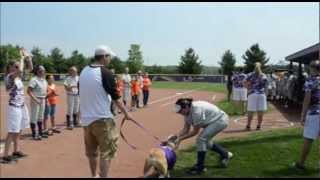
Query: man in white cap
79 45 133 178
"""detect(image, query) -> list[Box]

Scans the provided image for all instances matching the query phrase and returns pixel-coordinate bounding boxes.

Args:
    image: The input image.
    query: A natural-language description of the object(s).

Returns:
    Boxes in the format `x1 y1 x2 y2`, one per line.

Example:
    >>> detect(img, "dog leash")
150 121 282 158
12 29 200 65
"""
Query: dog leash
120 117 162 150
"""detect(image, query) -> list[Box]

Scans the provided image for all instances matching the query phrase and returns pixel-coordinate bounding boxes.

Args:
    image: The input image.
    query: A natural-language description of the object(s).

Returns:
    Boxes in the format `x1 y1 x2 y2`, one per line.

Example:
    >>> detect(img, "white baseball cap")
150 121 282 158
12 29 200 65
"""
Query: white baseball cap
94 45 116 57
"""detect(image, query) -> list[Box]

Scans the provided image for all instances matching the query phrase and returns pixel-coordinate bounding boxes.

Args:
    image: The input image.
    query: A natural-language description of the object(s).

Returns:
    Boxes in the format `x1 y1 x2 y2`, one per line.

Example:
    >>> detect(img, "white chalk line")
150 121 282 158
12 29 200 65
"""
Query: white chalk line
150 88 201 106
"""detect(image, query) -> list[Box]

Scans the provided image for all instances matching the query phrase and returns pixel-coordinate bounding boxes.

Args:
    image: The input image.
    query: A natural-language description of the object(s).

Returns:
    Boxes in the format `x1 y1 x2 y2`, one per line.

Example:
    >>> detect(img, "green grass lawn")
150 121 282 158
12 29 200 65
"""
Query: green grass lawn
151 81 226 93
172 128 320 178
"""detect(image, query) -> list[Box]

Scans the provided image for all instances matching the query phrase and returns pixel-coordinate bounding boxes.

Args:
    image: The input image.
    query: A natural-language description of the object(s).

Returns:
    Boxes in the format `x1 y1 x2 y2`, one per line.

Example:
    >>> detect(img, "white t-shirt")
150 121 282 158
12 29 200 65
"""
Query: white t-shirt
79 65 120 126
28 76 48 98
122 74 131 89
64 76 79 95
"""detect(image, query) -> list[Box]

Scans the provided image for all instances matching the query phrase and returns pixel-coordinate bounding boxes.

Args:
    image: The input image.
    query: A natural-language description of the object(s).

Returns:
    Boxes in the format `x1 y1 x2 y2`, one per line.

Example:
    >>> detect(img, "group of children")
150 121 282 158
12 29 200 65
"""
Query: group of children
113 69 152 114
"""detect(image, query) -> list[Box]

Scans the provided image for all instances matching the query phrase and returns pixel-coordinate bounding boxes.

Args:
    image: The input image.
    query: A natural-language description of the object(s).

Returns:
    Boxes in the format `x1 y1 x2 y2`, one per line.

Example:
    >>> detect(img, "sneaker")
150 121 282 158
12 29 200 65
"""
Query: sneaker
74 124 82 128
292 162 306 170
52 128 61 134
32 135 42 141
0 156 18 164
245 126 251 131
67 126 73 130
12 151 28 159
221 152 233 168
256 126 261 131
41 134 48 138
186 165 207 175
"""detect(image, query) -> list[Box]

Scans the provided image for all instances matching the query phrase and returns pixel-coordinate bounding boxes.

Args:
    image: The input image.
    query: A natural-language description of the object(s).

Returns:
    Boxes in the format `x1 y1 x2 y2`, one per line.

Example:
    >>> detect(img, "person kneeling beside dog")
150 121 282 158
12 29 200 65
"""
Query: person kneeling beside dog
172 98 233 175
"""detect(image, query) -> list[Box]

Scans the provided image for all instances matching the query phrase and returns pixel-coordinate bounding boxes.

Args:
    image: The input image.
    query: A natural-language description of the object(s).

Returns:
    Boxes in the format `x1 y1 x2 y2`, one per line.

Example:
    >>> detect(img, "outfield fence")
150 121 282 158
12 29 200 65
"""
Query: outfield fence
0 73 226 83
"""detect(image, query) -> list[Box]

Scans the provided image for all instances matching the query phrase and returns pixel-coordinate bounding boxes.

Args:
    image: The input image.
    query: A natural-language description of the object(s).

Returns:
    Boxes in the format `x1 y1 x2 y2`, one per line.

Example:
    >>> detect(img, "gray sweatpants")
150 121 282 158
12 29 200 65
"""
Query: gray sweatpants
196 114 229 152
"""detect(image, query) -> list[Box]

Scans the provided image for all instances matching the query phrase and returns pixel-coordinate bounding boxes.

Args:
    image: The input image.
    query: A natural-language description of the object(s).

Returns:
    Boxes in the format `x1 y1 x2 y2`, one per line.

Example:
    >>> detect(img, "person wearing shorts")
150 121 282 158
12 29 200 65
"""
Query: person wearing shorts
1 57 32 164
172 98 233 175
44 75 61 136
245 62 268 131
232 67 247 115
137 70 144 108
122 67 131 108
27 65 48 140
130 75 140 111
293 60 320 170
64 66 80 130
79 45 133 178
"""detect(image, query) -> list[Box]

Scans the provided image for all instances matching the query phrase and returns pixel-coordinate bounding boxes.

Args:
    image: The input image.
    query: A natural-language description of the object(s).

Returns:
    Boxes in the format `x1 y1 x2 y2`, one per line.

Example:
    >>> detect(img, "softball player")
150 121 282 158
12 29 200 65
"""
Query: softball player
64 66 80 130
27 65 48 140
173 98 233 175
232 67 247 115
122 67 131 108
294 60 320 170
1 58 31 164
245 62 268 131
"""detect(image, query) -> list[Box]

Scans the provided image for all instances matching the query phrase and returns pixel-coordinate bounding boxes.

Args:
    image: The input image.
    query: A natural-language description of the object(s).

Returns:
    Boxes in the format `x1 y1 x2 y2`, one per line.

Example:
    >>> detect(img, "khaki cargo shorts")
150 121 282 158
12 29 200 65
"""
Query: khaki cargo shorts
83 118 119 160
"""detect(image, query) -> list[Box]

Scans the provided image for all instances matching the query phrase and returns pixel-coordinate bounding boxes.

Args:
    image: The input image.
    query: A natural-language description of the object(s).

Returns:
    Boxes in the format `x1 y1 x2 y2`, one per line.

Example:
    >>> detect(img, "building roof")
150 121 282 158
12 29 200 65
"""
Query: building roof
285 43 320 64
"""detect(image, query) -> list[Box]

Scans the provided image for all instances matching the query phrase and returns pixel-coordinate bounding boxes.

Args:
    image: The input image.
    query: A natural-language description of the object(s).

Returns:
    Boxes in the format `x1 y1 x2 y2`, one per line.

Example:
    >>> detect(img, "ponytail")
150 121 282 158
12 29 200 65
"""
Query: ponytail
254 62 263 75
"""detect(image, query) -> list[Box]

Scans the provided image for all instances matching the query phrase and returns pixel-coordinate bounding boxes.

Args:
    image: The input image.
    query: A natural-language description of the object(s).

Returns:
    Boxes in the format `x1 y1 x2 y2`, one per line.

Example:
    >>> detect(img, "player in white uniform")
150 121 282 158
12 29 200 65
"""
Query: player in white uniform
122 67 131 108
64 66 80 130
1 49 33 164
28 65 48 140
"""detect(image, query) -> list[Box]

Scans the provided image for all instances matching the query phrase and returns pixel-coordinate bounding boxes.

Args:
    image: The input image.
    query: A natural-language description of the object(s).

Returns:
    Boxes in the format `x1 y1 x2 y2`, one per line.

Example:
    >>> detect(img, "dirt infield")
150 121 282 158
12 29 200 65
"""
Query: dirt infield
0 85 301 177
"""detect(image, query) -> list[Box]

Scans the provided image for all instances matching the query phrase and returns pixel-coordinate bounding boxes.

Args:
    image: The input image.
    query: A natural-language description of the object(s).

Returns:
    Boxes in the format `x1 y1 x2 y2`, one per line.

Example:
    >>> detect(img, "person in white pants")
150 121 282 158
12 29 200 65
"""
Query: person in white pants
122 67 131 108
244 62 268 131
28 65 48 140
64 66 80 130
1 54 32 164
232 67 247 115
293 60 320 170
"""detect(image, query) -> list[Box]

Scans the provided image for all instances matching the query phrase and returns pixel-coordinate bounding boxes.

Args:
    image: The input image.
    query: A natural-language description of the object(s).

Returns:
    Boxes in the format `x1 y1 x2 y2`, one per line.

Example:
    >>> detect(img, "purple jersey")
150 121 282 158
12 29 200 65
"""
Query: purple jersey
5 74 25 107
304 75 320 115
232 73 247 88
160 146 176 170
246 72 268 94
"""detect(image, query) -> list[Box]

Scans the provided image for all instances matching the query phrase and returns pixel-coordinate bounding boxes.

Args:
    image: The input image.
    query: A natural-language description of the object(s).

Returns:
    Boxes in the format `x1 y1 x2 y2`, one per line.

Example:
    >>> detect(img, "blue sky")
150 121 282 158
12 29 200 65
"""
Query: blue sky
1 2 319 66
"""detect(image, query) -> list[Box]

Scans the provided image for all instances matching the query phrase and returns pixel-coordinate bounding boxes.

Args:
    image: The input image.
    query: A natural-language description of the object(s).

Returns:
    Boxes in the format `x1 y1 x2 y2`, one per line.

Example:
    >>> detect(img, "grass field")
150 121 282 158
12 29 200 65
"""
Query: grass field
151 81 227 93
172 128 320 178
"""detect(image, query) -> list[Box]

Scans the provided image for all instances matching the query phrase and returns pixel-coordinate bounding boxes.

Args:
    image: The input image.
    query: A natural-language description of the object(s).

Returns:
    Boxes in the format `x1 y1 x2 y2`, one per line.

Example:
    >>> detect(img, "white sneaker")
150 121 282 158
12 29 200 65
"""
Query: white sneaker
221 152 233 168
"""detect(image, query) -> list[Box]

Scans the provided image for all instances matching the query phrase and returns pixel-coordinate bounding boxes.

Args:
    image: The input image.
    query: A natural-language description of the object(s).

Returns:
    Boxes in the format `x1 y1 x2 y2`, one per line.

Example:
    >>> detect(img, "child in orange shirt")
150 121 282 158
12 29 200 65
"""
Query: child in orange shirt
44 75 60 136
130 75 141 111
142 72 152 107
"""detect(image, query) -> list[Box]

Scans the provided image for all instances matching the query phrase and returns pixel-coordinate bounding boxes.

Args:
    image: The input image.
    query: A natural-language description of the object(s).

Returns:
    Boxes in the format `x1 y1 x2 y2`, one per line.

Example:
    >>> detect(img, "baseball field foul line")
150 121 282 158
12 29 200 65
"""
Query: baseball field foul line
150 88 201 106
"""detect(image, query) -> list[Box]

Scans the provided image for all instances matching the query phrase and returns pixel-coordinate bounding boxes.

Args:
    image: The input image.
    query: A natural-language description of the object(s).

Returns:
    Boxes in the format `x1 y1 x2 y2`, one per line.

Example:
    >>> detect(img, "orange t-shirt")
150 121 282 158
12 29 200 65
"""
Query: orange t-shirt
116 79 124 97
131 80 140 96
142 77 152 91
47 84 58 105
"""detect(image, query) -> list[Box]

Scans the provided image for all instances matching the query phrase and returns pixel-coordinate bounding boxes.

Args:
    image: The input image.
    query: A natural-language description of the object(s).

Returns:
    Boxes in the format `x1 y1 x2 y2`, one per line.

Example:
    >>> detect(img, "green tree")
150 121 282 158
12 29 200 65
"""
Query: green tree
67 50 88 72
219 50 236 75
108 56 125 73
30 47 56 73
0 44 21 73
49 47 67 73
242 43 269 73
126 44 144 74
178 48 202 74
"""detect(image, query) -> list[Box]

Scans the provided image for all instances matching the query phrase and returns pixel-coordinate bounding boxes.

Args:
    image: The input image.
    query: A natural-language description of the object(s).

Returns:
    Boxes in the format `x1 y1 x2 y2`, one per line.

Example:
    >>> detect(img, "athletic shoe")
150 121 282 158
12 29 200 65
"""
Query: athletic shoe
256 126 261 131
292 162 306 170
52 128 61 134
41 134 48 138
32 135 42 141
12 151 28 159
245 126 251 131
186 165 207 175
67 126 73 130
0 156 18 164
221 152 233 168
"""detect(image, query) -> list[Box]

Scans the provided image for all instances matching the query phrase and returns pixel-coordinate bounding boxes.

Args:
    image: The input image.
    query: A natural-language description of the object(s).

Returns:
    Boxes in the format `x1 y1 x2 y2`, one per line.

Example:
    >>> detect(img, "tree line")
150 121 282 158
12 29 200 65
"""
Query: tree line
0 43 287 75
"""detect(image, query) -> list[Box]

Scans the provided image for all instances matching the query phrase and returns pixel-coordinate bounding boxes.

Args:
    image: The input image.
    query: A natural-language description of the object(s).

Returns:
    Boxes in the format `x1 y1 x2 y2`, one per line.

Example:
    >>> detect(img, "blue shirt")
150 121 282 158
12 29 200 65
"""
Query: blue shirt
232 73 247 88
304 75 320 115
246 72 268 95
